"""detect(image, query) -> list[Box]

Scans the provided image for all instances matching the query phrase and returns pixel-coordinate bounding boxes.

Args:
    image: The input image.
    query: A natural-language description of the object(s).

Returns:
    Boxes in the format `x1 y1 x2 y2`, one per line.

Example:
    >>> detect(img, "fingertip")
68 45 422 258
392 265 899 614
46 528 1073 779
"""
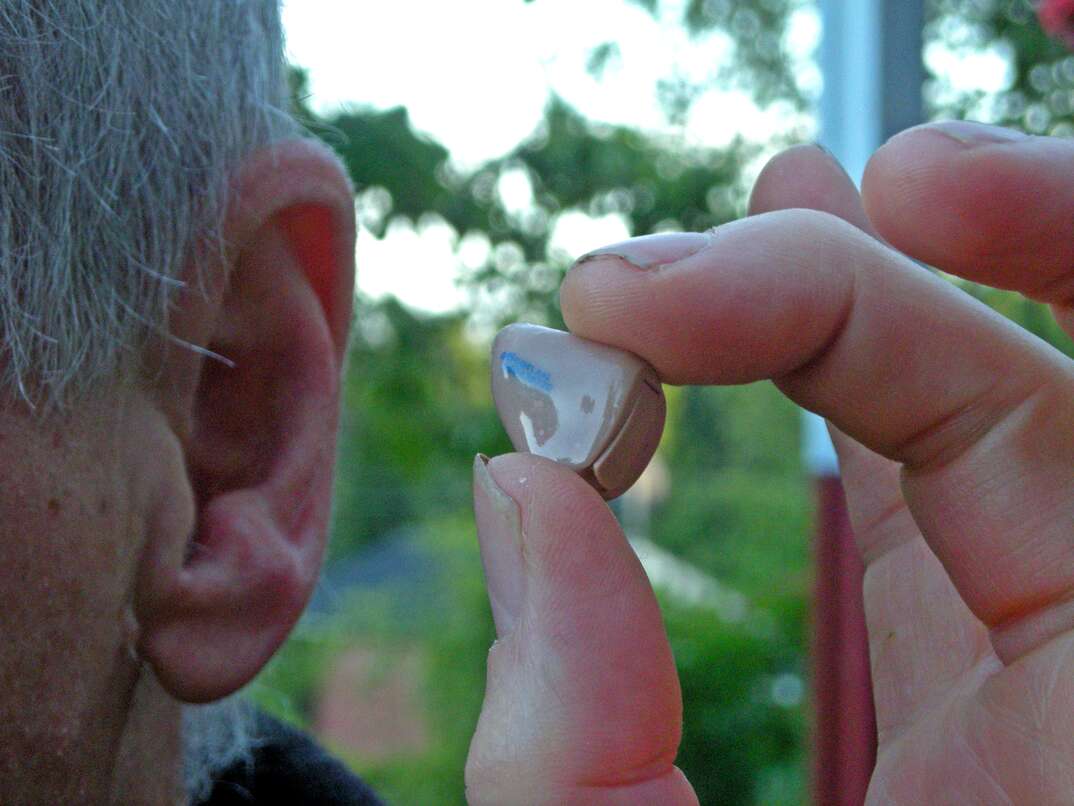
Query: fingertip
748 144 824 215
481 451 641 586
559 251 652 346
861 125 959 252
482 451 609 515
561 210 866 386
861 123 1074 287
750 144 853 208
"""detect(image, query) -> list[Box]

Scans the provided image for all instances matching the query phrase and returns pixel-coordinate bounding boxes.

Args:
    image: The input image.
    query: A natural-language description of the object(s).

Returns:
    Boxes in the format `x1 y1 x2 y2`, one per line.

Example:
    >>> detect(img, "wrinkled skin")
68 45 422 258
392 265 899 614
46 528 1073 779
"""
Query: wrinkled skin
467 122 1074 805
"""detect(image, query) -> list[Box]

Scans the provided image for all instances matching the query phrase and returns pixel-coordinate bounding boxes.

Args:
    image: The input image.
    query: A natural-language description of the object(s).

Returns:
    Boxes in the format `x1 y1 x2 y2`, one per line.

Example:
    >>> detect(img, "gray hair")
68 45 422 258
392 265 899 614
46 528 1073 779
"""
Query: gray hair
183 696 259 804
0 0 299 408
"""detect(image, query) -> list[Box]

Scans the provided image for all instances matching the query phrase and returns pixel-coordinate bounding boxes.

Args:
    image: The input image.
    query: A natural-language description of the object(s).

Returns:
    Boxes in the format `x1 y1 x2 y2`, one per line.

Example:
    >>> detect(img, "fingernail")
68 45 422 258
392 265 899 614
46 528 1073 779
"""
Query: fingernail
575 231 712 271
813 142 837 159
812 143 855 183
473 454 525 636
902 120 1028 148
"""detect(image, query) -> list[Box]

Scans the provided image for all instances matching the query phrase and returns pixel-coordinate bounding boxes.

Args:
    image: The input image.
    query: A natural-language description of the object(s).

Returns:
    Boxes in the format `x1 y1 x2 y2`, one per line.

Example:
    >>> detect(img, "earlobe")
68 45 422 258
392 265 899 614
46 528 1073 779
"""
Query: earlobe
136 141 354 703
139 488 317 703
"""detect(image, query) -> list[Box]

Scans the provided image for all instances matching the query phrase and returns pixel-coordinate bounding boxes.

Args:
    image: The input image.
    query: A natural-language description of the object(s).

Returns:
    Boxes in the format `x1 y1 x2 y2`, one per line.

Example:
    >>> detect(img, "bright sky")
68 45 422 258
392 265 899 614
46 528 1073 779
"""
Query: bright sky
281 1 1011 315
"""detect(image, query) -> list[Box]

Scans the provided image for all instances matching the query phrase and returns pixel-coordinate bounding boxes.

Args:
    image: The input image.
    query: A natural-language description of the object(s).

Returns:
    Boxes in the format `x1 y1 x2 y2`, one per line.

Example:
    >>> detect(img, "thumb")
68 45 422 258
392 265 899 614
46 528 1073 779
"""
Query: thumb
467 453 697 805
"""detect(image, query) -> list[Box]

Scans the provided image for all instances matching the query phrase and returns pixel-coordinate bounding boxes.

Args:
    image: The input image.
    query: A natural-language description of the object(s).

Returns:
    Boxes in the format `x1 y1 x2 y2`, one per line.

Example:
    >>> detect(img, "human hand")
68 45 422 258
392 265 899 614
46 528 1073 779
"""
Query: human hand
467 121 1074 804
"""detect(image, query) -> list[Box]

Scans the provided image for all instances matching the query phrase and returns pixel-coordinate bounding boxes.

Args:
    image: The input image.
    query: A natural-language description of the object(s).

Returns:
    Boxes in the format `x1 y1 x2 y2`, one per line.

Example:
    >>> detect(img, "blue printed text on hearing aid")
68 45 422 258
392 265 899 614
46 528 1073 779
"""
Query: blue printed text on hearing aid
500 351 553 393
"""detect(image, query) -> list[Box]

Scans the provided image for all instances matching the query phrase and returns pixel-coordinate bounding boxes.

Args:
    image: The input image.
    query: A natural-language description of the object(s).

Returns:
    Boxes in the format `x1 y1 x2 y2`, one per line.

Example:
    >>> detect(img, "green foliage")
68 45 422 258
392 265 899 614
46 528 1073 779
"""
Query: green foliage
528 0 811 111
330 299 510 559
926 0 1074 134
332 108 453 236
654 382 811 598
519 97 747 234
469 97 751 323
665 590 807 806
313 92 752 329
655 469 811 600
586 41 622 78
679 0 810 108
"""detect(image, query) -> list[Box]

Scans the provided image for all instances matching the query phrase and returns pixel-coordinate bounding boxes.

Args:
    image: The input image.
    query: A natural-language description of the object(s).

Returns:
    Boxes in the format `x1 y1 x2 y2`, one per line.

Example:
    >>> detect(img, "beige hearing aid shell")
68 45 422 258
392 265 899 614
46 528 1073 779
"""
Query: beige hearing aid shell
491 323 666 500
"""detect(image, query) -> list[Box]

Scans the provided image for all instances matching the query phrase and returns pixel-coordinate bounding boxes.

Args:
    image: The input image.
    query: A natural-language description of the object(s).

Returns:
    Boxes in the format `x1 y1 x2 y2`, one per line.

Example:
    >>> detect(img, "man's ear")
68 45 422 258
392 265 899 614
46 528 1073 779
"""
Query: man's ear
136 139 355 703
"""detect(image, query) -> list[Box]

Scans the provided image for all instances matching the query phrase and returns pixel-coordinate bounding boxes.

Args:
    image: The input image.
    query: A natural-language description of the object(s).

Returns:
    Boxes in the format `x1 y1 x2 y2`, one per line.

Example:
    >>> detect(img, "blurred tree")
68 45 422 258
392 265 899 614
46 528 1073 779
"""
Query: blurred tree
330 297 510 559
528 0 813 112
666 590 807 806
927 0 1074 135
314 94 752 329
528 0 1074 141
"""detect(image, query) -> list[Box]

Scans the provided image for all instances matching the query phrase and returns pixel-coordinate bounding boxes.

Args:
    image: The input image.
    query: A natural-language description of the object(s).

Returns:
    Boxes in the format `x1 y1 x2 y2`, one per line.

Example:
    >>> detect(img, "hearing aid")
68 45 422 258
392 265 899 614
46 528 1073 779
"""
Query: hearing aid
490 323 666 500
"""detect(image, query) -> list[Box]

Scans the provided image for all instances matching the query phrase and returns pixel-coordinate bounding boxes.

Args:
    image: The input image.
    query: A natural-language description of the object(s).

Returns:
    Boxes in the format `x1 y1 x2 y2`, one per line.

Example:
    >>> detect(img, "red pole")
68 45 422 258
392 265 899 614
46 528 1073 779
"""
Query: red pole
812 475 876 805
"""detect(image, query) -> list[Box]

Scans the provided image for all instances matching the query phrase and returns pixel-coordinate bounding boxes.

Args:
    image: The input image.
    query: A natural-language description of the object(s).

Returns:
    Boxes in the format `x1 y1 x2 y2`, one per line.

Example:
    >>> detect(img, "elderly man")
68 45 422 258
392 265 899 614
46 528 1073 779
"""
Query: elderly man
6 1 1074 804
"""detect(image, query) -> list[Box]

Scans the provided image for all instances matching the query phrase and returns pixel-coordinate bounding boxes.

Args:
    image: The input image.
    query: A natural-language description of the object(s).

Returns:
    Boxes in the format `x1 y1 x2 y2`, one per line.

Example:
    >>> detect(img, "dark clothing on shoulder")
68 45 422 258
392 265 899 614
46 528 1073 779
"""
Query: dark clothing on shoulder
204 712 384 805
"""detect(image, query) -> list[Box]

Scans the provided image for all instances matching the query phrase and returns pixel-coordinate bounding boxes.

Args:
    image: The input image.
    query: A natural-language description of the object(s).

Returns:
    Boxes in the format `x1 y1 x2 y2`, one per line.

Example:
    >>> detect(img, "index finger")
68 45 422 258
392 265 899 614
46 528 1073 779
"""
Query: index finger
560 215 1074 663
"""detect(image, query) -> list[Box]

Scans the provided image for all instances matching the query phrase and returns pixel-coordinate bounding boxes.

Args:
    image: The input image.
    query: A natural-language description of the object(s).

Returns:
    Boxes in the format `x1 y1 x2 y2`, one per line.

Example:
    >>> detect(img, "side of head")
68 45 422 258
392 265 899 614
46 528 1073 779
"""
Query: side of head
0 2 355 803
